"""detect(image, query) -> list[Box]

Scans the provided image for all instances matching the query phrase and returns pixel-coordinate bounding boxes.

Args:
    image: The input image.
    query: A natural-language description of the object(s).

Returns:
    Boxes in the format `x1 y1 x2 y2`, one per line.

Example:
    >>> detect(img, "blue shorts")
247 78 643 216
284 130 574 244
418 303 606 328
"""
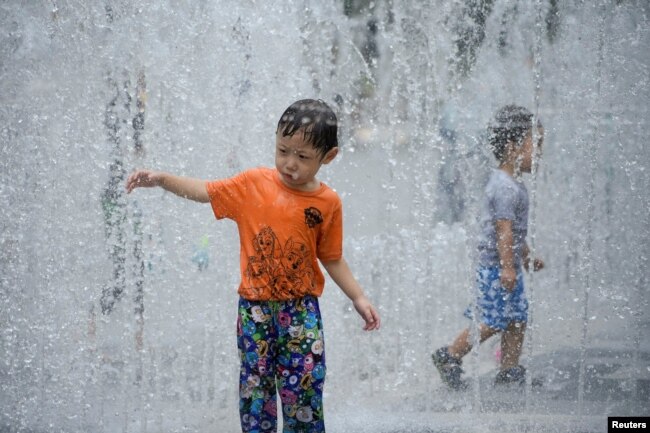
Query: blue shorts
464 266 528 330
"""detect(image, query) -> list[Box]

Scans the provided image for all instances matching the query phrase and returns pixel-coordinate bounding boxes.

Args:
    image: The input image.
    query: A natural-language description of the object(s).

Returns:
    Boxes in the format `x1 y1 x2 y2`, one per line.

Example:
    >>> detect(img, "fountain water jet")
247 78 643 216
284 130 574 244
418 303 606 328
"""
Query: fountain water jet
1 1 648 432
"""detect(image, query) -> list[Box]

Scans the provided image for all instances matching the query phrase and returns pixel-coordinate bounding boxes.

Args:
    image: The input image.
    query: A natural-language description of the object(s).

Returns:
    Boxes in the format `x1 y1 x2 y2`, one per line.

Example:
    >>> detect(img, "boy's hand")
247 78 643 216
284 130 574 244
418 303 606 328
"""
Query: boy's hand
126 170 164 193
500 267 517 292
353 295 381 331
524 257 545 272
321 258 380 331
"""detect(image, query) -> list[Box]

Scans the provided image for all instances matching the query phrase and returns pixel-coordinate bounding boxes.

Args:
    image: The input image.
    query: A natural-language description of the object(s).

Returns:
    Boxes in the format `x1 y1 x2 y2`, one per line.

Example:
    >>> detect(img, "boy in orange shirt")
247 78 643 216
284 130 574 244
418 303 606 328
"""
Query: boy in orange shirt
126 99 380 432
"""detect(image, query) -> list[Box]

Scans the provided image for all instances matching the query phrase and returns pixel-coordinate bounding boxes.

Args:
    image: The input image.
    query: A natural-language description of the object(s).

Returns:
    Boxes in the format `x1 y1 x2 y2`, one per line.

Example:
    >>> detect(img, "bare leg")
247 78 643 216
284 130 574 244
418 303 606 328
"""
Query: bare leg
448 324 500 360
500 321 526 370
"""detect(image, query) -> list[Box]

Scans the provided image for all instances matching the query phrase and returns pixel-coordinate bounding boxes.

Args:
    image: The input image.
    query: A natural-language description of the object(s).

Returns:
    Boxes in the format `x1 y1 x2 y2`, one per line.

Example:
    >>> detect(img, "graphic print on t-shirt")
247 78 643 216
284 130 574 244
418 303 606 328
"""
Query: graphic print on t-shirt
245 206 323 299
304 207 323 228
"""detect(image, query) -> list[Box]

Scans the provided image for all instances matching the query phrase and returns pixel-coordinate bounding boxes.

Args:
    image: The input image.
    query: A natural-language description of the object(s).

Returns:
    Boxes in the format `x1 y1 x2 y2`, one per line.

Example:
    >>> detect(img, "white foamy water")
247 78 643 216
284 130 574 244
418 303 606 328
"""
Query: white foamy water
1 1 648 432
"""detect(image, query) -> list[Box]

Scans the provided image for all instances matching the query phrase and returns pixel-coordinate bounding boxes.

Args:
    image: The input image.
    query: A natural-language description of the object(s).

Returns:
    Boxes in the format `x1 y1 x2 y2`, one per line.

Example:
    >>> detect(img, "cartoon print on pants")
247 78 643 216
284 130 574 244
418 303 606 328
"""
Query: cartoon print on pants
237 296 326 432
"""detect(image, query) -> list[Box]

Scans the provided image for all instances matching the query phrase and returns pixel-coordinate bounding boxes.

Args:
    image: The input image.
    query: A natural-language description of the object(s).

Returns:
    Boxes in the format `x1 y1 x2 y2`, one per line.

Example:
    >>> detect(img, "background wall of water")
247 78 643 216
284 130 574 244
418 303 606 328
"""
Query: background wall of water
1 1 648 432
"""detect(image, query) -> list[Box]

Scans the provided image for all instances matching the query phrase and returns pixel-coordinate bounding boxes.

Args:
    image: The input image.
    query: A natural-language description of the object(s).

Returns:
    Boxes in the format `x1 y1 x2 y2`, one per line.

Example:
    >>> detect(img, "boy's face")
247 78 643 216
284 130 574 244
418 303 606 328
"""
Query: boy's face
518 127 544 173
275 129 338 191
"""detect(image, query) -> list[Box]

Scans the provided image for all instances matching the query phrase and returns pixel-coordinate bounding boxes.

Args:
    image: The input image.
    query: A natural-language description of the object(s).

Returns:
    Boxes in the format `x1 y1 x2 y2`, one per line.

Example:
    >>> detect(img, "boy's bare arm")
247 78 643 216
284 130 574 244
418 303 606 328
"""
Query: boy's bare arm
126 169 210 203
495 219 517 291
321 257 381 331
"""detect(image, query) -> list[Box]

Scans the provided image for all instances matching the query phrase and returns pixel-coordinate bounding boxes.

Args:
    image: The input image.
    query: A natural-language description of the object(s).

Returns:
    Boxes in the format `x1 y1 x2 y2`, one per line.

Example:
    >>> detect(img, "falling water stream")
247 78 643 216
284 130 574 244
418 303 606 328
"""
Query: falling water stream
522 0 544 413
1 1 649 432
577 7 606 420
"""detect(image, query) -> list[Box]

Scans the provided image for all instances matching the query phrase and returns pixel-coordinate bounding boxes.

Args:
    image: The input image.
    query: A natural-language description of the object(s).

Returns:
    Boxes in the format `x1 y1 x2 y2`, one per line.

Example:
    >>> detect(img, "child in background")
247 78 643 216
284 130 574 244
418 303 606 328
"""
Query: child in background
126 99 381 432
432 105 544 390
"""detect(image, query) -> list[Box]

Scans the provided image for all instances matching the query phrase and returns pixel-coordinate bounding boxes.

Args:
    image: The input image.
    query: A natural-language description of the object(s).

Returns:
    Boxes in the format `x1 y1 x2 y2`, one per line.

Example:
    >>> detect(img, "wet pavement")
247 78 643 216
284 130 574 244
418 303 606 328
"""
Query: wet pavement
0 346 647 432
327 346 650 433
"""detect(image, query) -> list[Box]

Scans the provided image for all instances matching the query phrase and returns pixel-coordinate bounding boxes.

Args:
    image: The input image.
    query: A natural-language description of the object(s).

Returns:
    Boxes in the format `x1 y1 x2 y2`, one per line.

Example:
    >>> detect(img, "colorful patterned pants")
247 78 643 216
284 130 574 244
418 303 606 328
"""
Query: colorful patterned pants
237 296 326 433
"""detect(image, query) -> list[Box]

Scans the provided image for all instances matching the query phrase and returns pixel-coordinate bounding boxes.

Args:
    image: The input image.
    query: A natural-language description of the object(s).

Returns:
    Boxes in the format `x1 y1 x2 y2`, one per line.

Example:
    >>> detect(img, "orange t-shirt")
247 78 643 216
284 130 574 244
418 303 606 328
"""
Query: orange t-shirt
206 167 343 301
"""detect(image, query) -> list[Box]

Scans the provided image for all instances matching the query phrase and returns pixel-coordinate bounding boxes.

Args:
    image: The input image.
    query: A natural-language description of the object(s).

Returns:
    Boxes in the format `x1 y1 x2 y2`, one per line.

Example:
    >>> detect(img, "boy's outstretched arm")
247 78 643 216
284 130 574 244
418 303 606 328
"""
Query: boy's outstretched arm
126 169 209 203
321 258 381 331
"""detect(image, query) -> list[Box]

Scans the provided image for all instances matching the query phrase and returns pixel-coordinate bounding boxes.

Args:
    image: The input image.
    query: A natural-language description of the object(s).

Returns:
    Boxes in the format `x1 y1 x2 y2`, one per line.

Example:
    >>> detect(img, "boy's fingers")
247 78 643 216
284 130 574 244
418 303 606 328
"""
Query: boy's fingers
126 174 138 192
126 171 149 192
363 307 380 330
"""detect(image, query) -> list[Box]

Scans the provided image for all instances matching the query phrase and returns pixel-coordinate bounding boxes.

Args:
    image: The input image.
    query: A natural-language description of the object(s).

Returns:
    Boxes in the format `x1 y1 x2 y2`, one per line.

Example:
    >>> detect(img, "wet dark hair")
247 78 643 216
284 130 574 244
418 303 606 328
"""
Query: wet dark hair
277 99 338 157
487 105 535 162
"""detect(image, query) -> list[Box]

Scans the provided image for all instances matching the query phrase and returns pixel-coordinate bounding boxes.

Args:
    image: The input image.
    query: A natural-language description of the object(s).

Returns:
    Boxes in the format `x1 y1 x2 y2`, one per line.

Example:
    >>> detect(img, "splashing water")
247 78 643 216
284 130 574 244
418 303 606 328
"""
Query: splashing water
1 1 648 432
